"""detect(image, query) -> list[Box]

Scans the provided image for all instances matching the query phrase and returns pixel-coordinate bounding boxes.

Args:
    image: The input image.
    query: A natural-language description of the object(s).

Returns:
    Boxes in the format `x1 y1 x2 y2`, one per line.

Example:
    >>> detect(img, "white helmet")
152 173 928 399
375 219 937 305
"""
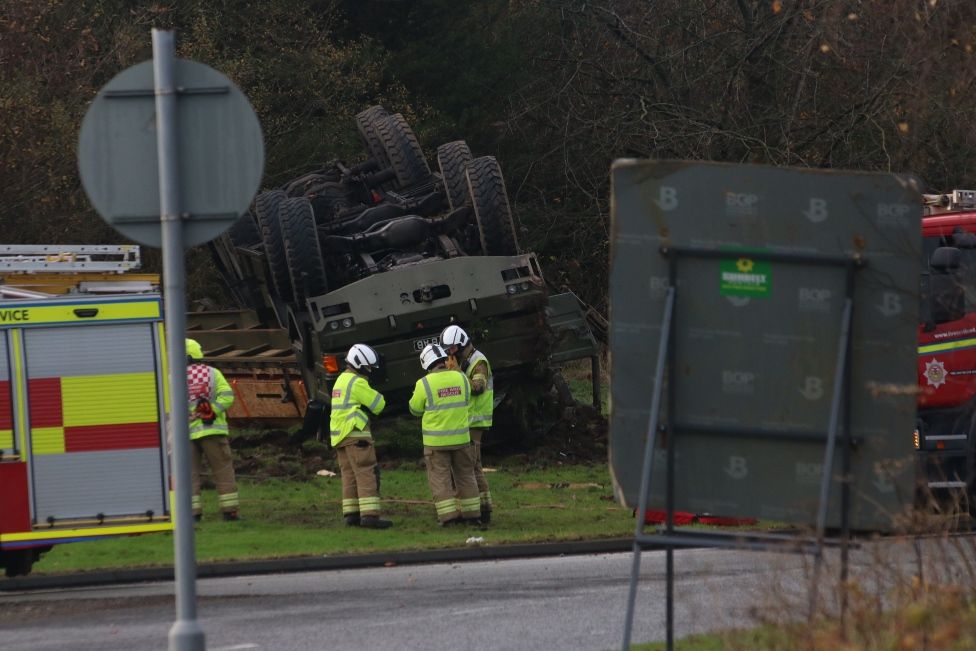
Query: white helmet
420 343 449 371
440 325 469 349
346 343 380 371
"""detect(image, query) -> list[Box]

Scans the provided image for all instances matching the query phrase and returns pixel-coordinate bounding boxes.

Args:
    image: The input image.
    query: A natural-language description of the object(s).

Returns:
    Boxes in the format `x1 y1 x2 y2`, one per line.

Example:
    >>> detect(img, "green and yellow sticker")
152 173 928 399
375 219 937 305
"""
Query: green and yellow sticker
720 257 771 297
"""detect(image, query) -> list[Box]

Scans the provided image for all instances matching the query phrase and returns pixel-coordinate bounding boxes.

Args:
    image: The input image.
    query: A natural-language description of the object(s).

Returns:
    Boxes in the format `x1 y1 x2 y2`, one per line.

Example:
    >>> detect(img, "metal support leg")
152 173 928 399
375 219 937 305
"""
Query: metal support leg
839 269 856 633
664 258 679 651
621 287 675 651
666 546 674 651
810 297 853 621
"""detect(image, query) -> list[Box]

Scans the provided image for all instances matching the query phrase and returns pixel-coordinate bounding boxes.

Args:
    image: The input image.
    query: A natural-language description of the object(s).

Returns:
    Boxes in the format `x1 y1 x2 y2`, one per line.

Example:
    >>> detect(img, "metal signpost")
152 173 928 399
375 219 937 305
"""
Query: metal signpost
77 29 264 651
608 161 922 650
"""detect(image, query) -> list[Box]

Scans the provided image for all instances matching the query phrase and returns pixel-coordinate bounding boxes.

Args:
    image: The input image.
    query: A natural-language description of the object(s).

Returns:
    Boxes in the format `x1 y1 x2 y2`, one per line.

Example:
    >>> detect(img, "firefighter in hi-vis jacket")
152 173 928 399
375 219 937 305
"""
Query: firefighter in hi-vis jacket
409 343 481 526
440 324 494 523
329 344 392 529
185 338 240 521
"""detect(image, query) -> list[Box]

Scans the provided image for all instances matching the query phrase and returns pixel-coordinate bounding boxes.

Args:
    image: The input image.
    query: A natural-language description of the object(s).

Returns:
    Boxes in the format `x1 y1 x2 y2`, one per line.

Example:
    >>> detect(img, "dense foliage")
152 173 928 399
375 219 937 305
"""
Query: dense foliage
4 0 976 310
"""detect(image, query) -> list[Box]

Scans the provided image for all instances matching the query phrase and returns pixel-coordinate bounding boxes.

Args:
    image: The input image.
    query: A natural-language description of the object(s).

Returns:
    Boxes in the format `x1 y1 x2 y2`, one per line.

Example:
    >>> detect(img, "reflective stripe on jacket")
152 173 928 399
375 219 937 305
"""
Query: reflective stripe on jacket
187 363 234 440
330 370 386 447
464 349 493 429
409 369 471 447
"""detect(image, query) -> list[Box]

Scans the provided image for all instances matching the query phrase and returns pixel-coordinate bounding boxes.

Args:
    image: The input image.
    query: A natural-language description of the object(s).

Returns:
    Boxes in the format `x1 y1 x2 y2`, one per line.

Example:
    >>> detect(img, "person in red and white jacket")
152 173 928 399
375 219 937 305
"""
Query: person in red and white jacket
186 338 239 521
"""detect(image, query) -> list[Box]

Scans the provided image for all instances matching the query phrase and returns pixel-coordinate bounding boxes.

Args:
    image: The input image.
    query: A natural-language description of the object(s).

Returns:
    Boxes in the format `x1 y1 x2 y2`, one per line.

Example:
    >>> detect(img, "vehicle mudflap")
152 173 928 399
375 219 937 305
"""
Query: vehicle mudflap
302 400 329 443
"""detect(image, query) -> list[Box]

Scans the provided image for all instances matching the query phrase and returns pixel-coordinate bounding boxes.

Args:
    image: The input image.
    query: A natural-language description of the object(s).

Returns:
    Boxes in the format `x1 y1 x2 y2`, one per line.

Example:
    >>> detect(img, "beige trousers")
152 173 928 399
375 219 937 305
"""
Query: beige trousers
191 435 239 515
425 444 480 522
470 428 493 510
336 437 381 517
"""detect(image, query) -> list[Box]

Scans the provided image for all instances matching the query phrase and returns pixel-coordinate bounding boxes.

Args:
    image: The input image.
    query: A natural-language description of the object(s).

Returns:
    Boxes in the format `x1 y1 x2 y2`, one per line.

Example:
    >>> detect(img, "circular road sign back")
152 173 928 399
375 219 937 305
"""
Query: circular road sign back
78 58 264 248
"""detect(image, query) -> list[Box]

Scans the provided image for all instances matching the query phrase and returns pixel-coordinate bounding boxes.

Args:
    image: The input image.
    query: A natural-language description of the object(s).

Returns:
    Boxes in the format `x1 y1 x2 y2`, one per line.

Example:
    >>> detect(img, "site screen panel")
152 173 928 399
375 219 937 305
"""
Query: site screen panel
609 160 921 531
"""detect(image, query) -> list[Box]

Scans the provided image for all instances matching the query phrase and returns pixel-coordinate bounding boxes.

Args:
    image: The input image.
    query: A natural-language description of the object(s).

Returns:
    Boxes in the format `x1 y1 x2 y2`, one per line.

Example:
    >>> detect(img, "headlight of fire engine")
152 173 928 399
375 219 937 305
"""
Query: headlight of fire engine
341 318 354 328
329 321 340 331
520 281 530 291
913 429 920 450
506 284 518 294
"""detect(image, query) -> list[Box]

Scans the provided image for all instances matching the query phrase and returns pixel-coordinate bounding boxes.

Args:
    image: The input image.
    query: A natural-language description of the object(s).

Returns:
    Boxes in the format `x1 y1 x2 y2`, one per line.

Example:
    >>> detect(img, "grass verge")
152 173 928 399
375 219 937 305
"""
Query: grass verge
628 626 788 650
33 463 631 575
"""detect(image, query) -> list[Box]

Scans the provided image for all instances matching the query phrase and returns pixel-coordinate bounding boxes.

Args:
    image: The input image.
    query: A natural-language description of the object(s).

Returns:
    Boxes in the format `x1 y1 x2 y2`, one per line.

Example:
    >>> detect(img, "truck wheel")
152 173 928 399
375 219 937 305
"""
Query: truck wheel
466 156 520 256
436 140 473 211
255 190 294 302
376 113 431 189
356 106 394 188
281 196 329 305
2 549 34 577
228 210 262 249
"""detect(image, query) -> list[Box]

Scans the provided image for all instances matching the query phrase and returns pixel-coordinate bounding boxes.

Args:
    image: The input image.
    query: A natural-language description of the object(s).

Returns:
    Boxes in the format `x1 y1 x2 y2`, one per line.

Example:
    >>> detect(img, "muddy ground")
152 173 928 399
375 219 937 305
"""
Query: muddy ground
231 403 608 482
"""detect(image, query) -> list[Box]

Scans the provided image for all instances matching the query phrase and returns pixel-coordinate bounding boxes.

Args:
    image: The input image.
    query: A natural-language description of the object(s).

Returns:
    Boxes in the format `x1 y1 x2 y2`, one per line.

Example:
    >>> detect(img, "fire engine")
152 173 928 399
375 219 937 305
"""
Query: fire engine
916 190 976 504
0 245 172 577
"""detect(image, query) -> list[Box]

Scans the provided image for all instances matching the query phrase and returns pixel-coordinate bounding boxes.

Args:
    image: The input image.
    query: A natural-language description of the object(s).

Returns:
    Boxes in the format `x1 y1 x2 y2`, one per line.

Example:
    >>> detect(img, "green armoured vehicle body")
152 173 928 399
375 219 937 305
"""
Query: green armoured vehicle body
201 106 602 434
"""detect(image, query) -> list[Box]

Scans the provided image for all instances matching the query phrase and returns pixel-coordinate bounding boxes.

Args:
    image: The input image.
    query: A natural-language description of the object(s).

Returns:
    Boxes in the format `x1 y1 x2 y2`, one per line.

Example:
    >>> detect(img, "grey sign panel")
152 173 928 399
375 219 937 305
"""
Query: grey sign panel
31 449 167 521
609 160 921 531
78 59 264 247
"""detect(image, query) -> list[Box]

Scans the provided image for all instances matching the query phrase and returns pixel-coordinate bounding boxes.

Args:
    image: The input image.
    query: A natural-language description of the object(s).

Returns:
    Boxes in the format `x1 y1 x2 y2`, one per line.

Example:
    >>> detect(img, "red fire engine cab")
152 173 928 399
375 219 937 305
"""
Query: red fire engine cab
0 246 172 577
916 190 976 501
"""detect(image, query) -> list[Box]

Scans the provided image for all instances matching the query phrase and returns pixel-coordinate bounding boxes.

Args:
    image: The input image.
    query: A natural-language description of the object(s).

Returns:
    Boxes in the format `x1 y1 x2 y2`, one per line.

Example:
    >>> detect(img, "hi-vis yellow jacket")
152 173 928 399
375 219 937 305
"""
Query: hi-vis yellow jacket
409 368 471 447
330 370 386 447
463 349 493 429
187 363 234 440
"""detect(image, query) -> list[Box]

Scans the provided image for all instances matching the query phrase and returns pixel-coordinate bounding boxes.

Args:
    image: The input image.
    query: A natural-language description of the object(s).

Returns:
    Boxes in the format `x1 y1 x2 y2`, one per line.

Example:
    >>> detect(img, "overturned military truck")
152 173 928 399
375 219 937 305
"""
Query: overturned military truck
203 106 603 440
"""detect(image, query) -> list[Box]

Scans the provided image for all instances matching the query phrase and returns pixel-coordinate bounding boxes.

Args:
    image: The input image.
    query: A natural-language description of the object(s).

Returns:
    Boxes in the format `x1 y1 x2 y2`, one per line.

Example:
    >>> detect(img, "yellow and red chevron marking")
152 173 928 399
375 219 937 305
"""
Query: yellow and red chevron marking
0 378 11 450
31 427 64 454
29 372 161 454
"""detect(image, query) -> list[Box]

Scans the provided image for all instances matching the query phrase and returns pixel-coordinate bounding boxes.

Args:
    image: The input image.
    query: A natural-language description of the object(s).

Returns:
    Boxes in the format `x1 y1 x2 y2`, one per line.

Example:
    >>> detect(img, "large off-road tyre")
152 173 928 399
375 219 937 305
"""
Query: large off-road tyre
436 140 473 211
376 113 431 189
466 156 520 256
356 105 392 169
255 189 294 302
280 196 329 305
228 210 262 249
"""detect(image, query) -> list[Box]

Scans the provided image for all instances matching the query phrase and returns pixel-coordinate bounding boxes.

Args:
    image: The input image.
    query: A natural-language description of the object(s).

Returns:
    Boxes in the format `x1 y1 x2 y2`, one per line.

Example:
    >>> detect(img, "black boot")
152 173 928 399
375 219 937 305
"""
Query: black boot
360 515 392 529
344 514 361 526
222 511 241 522
480 508 491 524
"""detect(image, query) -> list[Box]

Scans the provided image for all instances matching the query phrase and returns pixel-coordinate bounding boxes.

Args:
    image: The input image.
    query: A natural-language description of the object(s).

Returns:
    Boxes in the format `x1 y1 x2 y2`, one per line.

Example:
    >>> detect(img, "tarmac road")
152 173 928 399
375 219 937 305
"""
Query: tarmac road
0 546 820 651
3 532 952 650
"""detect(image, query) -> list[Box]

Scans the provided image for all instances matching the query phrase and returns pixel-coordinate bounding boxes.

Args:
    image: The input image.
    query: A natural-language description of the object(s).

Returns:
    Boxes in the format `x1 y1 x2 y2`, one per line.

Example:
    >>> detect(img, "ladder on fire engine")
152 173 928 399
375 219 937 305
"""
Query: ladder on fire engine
922 189 976 213
0 244 141 273
0 245 154 299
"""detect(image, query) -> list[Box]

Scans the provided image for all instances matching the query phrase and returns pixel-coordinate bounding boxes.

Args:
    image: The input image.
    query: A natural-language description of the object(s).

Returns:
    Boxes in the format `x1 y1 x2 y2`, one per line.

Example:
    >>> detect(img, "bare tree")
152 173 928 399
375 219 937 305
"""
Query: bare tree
501 0 976 309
